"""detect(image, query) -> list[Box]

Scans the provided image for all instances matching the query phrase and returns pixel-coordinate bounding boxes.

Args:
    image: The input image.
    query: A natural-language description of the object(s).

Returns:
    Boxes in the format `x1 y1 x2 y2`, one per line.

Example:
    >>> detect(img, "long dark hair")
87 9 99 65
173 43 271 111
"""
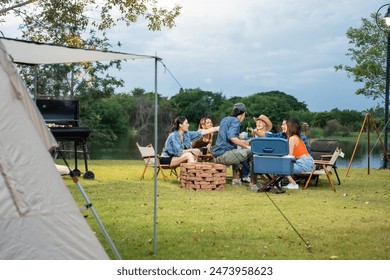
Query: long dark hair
198 116 213 129
286 118 301 138
170 116 187 133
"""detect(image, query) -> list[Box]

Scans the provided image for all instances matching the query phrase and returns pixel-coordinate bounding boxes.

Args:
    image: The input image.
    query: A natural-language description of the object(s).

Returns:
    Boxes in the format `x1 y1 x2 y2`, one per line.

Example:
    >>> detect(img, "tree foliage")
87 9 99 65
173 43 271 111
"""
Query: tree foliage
0 1 180 95
239 91 308 128
0 0 38 21
1 0 181 98
0 0 181 144
335 13 387 101
329 108 365 131
0 0 181 31
170 88 226 125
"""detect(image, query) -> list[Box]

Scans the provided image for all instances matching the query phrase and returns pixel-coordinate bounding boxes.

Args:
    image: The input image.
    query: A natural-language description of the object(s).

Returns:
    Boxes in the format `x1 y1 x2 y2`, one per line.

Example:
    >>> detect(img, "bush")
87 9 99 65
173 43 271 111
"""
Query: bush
308 127 323 139
324 119 340 137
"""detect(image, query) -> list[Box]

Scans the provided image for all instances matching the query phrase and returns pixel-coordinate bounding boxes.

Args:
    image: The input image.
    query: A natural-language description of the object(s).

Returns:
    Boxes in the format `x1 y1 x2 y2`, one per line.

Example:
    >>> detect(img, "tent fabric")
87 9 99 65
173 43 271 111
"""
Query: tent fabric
0 40 109 259
0 37 157 65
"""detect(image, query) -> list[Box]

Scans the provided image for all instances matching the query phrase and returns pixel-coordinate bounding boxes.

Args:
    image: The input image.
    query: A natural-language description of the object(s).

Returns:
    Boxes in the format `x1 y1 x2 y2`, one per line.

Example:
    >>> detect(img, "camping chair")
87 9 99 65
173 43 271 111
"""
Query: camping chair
305 139 341 186
136 142 178 181
301 148 343 192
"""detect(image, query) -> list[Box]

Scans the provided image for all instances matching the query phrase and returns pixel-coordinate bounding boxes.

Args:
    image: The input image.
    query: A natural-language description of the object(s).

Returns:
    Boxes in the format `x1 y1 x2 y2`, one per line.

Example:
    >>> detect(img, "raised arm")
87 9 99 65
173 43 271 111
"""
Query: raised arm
200 126 219 135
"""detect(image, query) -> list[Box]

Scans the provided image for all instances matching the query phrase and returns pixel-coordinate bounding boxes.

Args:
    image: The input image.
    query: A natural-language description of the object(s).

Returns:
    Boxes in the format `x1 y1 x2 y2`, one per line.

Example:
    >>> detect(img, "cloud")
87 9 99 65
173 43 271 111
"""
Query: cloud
0 0 384 111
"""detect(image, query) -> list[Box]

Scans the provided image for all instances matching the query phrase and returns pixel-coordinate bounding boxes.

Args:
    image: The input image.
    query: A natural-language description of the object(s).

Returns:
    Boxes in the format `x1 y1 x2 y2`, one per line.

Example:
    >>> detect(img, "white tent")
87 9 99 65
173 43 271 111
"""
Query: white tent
0 40 110 259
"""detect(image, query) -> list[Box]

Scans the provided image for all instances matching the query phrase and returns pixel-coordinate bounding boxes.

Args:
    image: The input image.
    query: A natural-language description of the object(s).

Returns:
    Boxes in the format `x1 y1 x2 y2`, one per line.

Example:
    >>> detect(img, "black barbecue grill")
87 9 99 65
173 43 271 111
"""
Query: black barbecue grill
36 99 94 179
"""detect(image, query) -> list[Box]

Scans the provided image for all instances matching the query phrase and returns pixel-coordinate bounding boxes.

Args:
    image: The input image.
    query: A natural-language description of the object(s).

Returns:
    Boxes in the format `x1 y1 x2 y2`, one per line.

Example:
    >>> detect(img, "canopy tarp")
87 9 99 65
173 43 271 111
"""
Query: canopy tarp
0 37 157 65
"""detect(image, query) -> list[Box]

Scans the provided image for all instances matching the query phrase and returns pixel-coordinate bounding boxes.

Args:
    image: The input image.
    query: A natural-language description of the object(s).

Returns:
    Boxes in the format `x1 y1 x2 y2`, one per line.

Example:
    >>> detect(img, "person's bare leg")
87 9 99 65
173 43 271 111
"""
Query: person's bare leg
170 153 196 167
286 175 296 185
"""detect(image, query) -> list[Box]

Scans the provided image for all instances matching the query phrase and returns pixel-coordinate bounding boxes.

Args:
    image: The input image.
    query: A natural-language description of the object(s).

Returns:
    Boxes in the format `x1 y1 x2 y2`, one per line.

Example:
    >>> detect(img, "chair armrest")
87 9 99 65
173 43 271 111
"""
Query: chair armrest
314 159 334 166
320 155 332 159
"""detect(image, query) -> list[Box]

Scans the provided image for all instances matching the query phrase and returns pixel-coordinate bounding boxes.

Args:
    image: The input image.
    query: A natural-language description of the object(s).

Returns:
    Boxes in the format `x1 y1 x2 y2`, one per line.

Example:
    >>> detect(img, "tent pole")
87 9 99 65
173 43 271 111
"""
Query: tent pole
72 174 122 260
153 55 158 256
57 149 122 259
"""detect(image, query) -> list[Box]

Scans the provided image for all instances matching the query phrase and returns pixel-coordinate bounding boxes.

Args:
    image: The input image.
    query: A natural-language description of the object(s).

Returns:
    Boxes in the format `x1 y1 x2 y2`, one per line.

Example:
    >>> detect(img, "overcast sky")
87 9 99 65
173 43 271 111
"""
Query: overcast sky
1 0 388 112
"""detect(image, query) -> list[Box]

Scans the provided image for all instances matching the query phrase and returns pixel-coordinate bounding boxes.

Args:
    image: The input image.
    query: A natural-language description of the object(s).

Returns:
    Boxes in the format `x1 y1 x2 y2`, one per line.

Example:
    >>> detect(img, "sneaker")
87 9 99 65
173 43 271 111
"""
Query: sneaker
232 179 242 187
280 178 289 186
241 176 251 183
283 183 299 190
247 183 262 191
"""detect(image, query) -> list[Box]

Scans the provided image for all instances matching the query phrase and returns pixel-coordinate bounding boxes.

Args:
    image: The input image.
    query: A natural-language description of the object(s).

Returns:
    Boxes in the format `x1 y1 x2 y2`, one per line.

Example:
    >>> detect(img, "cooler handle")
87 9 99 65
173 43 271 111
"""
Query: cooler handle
262 147 275 153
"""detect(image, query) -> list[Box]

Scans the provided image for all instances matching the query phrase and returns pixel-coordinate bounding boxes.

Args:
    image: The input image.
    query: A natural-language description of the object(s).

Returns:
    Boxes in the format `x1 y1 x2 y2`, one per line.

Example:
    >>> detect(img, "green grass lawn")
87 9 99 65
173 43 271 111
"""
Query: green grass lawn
62 160 390 260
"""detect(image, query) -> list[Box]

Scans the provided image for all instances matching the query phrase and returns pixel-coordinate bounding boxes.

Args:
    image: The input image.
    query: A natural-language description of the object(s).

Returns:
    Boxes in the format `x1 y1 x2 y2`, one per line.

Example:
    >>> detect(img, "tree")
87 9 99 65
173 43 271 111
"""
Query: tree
0 1 181 31
0 1 181 145
18 3 124 98
312 112 334 128
289 110 315 127
335 13 387 101
131 89 176 135
0 0 38 20
239 91 309 128
324 119 340 137
170 88 226 124
329 108 364 132
1 0 181 98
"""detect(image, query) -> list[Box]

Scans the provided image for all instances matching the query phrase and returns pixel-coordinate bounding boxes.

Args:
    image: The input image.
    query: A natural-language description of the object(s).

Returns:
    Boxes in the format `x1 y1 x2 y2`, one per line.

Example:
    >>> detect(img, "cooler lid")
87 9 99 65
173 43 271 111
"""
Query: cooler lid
250 138 289 156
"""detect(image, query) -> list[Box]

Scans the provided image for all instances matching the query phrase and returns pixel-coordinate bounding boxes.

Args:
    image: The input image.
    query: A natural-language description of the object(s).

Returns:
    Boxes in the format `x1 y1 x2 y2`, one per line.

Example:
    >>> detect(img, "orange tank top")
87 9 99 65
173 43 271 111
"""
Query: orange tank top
292 136 308 158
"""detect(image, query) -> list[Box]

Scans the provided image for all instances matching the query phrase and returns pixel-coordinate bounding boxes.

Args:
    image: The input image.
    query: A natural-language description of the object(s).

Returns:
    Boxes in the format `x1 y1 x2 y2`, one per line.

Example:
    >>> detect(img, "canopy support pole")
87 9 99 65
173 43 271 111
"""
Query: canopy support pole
153 55 159 256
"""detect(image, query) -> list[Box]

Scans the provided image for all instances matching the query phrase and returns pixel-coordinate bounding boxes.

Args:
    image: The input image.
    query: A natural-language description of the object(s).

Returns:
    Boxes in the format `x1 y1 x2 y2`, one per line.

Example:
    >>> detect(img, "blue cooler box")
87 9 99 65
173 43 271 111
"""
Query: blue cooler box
253 155 294 175
250 138 294 175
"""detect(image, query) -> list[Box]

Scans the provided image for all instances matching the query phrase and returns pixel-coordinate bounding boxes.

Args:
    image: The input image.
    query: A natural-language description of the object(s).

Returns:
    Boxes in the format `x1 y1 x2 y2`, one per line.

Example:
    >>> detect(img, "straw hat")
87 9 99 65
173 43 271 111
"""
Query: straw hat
253 114 273 131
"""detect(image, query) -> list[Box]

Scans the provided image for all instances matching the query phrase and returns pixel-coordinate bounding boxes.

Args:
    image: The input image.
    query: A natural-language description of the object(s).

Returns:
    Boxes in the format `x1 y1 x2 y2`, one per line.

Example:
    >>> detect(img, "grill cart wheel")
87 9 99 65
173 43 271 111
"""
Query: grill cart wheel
73 169 81 177
83 171 95 180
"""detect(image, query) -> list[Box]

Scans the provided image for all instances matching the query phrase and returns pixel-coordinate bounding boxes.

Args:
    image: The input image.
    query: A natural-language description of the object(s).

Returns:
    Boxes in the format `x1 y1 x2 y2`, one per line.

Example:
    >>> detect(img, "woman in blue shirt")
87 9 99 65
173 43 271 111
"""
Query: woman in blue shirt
160 116 218 168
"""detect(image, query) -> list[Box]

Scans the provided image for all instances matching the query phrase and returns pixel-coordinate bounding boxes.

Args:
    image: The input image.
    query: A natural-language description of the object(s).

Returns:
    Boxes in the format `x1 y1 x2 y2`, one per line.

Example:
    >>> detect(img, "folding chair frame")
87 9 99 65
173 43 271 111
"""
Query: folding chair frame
302 148 342 192
136 142 178 181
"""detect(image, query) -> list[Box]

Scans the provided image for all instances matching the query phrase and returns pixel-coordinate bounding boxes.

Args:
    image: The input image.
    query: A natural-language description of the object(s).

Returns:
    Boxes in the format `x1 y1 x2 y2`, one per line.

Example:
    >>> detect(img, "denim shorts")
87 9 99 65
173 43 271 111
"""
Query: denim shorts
293 156 314 173
160 156 173 165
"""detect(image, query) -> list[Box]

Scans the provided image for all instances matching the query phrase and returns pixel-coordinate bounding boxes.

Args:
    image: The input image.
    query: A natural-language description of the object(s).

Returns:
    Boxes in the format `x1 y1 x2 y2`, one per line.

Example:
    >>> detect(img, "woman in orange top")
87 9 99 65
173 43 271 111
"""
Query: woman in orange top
284 118 314 190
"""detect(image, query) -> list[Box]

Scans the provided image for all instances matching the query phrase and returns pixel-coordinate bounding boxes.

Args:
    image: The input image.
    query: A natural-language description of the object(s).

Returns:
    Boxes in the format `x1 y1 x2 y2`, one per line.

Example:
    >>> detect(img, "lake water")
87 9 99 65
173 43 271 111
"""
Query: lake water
88 134 389 169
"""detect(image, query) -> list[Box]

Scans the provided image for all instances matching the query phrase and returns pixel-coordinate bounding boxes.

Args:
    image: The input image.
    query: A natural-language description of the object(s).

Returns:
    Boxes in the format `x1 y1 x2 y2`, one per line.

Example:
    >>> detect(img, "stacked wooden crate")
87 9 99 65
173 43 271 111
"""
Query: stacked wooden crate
180 162 226 191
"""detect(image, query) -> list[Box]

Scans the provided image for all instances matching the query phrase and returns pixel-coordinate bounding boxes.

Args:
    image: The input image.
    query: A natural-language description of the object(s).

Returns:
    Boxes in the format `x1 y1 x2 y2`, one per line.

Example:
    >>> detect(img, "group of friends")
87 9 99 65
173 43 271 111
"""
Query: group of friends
160 102 314 193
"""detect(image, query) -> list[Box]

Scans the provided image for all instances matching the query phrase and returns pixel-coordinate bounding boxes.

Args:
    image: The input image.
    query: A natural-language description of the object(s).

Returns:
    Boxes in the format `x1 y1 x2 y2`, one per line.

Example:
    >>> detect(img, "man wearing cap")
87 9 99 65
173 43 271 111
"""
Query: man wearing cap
212 103 261 191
